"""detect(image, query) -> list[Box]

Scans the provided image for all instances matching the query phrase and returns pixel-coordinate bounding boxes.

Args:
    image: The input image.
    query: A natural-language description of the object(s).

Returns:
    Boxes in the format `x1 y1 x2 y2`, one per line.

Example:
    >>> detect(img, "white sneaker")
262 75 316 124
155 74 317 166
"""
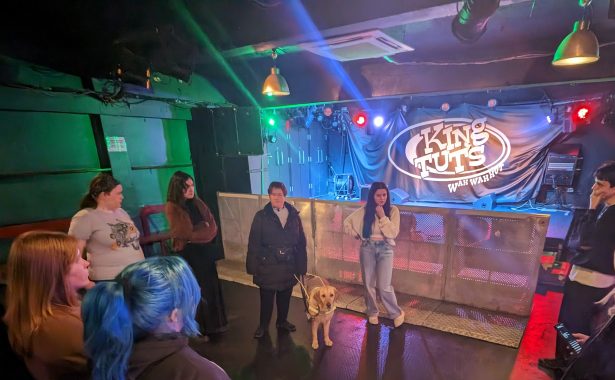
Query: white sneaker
393 311 405 328
368 316 379 325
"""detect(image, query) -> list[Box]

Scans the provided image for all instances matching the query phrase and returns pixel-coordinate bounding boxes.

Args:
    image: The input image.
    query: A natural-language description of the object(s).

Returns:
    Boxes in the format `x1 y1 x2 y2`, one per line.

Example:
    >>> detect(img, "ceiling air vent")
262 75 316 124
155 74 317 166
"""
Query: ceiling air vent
298 30 414 62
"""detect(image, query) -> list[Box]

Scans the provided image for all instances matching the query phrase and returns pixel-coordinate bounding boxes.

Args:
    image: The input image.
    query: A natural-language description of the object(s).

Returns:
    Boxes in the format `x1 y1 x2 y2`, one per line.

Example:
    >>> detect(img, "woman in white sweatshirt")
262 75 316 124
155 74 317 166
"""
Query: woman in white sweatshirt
344 182 405 327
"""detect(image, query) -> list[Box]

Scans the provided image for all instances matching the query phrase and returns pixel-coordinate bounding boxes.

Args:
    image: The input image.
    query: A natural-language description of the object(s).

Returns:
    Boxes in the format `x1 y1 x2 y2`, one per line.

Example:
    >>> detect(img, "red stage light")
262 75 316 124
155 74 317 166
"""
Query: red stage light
572 104 592 124
353 111 368 127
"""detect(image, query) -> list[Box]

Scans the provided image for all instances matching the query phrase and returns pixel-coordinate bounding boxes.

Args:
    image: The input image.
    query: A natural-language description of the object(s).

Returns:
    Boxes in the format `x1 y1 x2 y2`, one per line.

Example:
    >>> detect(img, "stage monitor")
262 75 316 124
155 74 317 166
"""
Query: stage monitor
543 144 581 187
473 194 496 210
390 188 410 204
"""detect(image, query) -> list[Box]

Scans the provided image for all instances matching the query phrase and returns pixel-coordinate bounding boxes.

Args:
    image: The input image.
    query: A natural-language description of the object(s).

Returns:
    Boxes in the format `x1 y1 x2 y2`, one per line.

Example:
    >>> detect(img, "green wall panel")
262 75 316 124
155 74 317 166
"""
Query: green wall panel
99 116 191 167
131 166 194 208
0 87 192 120
0 111 98 173
99 115 194 216
0 173 97 225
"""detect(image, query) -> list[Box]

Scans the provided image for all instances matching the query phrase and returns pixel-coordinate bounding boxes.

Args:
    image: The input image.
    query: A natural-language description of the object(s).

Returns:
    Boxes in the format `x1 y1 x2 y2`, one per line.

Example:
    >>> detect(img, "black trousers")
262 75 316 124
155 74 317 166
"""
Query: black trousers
259 287 293 328
556 279 613 358
177 243 228 334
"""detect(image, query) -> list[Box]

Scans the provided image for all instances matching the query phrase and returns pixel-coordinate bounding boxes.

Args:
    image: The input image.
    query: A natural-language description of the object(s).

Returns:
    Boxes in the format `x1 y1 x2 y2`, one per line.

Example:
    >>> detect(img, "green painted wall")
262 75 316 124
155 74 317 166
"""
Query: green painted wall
0 57 224 242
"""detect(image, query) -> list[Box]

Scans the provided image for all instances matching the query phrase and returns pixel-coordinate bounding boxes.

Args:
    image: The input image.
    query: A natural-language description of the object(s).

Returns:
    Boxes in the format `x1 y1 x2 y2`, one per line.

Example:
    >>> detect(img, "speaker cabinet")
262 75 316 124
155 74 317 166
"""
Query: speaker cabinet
360 185 371 201
204 107 263 156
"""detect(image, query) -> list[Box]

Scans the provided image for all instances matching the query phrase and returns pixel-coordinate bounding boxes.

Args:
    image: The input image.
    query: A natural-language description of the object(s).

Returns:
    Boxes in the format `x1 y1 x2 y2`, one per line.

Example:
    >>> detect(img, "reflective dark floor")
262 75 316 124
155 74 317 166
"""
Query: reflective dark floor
194 281 545 380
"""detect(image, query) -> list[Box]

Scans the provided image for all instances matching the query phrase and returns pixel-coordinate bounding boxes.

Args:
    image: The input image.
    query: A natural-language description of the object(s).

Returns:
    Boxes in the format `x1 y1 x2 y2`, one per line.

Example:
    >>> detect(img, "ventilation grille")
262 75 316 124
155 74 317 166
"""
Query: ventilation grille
299 30 414 61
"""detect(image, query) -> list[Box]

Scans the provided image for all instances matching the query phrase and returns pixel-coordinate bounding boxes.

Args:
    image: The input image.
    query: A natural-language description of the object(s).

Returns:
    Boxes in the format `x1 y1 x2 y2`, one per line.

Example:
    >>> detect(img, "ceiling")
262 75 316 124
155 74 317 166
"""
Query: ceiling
1 0 615 106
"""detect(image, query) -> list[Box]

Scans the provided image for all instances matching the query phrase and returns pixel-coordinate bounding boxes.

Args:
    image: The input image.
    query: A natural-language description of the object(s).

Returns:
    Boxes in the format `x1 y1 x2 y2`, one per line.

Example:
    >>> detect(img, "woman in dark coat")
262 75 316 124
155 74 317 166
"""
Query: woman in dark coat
165 171 228 336
247 181 308 338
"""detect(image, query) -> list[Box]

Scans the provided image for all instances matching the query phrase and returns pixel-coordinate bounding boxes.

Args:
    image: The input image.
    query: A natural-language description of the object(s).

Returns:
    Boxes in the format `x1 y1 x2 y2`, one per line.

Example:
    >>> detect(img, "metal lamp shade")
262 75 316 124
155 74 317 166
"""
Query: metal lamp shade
552 20 599 66
262 67 290 96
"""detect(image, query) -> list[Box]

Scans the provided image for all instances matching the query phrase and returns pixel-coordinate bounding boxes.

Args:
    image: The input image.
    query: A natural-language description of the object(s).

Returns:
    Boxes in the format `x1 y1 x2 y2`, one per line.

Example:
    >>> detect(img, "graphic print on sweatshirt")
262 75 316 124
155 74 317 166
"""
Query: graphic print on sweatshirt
107 220 140 250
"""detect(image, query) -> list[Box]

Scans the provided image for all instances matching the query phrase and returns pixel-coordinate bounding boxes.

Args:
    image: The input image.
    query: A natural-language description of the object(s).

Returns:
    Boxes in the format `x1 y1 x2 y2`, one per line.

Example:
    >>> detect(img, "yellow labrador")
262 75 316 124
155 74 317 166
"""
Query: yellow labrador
308 285 337 350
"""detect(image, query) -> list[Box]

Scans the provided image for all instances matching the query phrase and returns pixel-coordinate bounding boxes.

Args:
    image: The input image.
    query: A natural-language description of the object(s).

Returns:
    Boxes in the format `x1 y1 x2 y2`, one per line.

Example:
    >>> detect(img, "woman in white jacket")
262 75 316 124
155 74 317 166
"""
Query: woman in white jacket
344 182 405 327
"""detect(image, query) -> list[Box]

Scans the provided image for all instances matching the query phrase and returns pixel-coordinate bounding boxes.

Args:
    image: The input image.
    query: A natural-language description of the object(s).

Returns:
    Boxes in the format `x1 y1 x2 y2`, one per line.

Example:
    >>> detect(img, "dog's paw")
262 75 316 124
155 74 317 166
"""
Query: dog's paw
325 338 333 347
312 341 319 350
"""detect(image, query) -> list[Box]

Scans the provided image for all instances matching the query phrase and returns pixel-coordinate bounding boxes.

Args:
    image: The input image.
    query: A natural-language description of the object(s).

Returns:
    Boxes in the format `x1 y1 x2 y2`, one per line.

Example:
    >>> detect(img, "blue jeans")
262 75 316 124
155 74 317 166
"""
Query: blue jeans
359 240 403 319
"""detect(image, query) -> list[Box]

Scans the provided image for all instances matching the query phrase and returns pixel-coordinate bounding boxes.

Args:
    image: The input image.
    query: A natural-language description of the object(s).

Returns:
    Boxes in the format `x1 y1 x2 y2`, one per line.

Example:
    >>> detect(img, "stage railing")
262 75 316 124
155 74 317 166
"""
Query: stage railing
217 193 549 317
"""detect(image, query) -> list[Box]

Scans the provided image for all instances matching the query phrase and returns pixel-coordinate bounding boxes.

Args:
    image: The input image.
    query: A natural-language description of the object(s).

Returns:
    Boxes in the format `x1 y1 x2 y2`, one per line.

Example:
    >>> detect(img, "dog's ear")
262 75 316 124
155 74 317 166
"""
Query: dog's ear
331 287 338 304
308 287 320 316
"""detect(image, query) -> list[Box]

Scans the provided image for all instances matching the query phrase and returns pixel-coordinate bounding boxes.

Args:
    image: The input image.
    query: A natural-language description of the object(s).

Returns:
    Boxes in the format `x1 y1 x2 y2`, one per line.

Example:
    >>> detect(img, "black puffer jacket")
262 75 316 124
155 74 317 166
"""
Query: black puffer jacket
246 202 308 290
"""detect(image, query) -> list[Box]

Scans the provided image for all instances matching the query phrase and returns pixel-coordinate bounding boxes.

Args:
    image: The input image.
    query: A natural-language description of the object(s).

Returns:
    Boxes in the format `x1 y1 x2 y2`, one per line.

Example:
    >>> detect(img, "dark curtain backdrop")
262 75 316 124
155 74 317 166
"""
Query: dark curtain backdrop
347 104 563 203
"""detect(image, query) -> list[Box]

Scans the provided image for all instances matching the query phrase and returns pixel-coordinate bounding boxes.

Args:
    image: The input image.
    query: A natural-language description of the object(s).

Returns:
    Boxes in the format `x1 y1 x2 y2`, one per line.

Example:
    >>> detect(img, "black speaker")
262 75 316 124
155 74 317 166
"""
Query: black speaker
235 107 263 155
210 107 263 156
360 185 371 201
389 188 410 204
473 194 496 210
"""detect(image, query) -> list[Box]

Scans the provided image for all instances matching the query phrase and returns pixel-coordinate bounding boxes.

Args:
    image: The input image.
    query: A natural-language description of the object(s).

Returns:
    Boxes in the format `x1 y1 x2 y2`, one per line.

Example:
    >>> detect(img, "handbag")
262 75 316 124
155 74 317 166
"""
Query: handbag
272 246 295 263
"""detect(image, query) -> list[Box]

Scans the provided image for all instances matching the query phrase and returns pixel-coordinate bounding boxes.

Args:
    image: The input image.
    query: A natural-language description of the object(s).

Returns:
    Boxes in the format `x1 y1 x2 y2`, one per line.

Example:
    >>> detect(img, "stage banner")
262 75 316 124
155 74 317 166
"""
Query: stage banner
347 104 562 203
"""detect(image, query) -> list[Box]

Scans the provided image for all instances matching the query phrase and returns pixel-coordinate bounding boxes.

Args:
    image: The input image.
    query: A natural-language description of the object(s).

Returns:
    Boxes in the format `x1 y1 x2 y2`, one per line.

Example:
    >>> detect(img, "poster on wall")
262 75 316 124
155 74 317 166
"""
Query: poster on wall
347 104 562 203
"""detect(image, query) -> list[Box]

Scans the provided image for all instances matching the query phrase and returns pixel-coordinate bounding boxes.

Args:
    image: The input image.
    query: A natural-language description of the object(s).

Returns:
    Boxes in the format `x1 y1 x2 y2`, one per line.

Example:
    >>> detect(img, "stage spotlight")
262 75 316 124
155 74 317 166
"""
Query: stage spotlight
547 115 553 124
441 102 451 112
373 115 384 127
487 98 498 108
572 103 592 124
353 111 368 128
266 135 277 143
267 117 276 127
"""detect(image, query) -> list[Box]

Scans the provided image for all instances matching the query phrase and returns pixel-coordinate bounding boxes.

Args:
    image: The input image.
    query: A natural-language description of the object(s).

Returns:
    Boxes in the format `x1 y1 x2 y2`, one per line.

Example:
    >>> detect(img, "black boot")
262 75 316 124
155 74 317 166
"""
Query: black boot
276 321 296 332
253 325 268 339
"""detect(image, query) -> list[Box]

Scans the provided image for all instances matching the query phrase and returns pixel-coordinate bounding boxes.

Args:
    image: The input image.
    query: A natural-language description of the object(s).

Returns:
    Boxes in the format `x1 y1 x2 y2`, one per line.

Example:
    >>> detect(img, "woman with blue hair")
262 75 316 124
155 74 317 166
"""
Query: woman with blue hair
82 256 230 380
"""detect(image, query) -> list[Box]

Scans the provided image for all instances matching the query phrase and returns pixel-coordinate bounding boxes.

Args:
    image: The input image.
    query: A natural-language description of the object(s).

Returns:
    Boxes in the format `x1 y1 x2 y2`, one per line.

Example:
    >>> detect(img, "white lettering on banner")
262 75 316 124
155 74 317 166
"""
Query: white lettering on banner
388 118 511 193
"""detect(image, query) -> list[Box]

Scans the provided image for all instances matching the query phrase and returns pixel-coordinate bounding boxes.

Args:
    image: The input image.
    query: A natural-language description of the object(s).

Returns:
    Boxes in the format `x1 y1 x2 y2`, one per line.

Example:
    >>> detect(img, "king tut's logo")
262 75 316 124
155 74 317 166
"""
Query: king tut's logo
388 118 511 192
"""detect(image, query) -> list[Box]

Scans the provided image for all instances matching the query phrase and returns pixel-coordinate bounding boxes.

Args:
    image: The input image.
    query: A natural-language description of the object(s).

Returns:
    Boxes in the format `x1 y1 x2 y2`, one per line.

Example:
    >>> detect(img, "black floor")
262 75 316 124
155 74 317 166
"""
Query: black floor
193 281 520 380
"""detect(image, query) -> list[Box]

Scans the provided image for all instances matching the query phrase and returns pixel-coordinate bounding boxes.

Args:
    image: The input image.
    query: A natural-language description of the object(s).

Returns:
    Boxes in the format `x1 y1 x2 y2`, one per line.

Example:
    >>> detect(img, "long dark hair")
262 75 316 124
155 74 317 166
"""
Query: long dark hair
362 182 391 239
79 173 121 210
167 171 193 206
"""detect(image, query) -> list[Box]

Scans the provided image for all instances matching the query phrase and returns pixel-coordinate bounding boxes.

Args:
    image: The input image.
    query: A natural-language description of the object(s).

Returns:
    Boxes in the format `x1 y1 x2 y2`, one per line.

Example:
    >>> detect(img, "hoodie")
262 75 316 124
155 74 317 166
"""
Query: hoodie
128 335 229 380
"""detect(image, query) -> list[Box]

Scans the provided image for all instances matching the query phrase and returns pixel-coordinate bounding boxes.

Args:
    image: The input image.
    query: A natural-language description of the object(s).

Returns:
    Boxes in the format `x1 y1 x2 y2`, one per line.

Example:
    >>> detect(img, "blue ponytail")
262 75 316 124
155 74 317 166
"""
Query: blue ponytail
82 282 132 380
82 256 202 380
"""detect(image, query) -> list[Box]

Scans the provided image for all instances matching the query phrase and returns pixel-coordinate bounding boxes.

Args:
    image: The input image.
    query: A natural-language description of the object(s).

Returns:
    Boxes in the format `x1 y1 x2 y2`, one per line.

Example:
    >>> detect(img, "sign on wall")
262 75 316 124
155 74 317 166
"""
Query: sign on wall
348 104 562 203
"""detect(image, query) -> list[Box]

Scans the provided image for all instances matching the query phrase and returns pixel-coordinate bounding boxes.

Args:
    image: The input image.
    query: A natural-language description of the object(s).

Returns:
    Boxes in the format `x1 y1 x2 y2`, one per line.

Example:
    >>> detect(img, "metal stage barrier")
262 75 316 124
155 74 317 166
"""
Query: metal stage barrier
217 192 550 347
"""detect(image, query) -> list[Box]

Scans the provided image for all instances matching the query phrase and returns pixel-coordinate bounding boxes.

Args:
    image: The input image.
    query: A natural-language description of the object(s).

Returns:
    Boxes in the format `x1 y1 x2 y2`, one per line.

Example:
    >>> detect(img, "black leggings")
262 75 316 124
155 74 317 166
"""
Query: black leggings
259 287 293 328
177 243 228 334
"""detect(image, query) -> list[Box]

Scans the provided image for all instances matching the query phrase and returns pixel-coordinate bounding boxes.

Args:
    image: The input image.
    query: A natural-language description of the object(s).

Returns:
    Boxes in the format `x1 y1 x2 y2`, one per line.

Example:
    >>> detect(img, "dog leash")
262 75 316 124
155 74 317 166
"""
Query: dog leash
294 273 330 318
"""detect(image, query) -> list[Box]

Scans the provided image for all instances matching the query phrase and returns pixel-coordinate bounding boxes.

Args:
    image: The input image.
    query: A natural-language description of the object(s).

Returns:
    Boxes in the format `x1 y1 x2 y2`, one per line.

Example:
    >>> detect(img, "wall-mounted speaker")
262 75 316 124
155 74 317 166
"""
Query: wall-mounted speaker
209 107 263 156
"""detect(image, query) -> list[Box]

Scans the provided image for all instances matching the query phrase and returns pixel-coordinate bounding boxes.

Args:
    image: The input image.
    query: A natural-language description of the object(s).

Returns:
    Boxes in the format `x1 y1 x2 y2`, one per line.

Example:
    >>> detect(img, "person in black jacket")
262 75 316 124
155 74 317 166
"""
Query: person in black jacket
246 182 308 339
561 289 615 379
540 161 615 372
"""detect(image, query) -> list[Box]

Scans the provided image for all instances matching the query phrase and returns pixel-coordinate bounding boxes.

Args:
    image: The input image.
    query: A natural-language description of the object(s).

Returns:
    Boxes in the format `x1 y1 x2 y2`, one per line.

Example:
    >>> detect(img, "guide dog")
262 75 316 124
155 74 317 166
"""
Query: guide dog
306 278 338 350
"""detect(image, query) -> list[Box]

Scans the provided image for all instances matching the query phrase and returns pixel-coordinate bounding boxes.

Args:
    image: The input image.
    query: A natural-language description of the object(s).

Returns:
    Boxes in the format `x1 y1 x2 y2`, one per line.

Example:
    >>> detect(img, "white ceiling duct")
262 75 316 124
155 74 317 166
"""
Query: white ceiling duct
298 30 414 62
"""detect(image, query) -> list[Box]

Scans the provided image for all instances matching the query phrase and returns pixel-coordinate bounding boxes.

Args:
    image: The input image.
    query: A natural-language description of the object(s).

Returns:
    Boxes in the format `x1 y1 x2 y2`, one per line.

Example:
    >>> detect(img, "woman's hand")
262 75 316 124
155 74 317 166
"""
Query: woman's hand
572 332 590 345
375 206 385 219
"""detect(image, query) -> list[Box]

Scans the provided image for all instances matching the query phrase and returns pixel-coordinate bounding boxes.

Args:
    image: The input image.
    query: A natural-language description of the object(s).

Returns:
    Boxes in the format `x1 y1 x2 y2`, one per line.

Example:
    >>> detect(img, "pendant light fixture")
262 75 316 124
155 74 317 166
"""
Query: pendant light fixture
552 1 599 66
262 49 290 96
